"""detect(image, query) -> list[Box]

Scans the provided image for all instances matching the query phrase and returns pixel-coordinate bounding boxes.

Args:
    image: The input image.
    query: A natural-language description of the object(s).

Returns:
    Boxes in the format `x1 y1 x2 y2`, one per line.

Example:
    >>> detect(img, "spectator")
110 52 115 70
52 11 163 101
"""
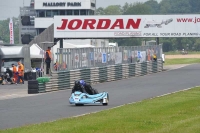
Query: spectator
12 64 17 83
153 53 157 61
16 62 24 84
45 47 52 75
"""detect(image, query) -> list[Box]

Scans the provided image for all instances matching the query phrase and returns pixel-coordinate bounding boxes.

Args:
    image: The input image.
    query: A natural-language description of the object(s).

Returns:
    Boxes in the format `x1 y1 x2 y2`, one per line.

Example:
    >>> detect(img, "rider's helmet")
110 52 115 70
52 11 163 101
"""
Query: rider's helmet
79 80 86 86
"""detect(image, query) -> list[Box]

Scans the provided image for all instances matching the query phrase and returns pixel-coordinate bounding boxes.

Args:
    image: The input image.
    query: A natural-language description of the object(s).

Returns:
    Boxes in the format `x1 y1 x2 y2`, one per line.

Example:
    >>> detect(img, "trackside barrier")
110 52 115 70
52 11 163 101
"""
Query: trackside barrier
38 59 163 92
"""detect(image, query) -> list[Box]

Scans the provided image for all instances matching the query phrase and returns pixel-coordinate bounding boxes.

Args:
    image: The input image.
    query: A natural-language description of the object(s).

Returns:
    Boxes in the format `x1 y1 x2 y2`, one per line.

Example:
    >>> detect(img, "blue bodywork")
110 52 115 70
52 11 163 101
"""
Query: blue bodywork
69 91 109 106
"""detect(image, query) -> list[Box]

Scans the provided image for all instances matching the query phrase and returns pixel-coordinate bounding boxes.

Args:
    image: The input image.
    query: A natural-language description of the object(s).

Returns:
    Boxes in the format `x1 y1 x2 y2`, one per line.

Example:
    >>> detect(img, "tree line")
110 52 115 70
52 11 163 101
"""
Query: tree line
96 0 200 52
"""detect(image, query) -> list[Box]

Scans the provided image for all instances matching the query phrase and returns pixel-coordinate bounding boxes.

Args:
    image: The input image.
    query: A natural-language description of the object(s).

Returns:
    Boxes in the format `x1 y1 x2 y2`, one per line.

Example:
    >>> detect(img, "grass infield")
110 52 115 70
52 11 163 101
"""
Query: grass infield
164 58 200 65
164 51 200 55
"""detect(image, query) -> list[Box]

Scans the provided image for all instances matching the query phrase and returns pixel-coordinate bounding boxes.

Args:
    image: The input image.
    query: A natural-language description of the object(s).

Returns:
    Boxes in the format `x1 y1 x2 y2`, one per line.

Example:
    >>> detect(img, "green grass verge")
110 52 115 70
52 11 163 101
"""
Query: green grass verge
164 58 200 65
1 87 200 133
164 51 200 55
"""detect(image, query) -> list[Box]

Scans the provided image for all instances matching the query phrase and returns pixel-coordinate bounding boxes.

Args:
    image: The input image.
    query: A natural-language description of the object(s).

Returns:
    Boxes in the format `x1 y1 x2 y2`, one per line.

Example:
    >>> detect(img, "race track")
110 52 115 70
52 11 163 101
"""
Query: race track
0 64 200 129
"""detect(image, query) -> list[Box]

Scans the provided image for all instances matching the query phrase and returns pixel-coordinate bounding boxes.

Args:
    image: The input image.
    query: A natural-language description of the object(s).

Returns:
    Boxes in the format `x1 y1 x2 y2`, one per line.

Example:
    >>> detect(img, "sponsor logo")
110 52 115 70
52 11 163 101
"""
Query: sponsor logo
57 19 141 30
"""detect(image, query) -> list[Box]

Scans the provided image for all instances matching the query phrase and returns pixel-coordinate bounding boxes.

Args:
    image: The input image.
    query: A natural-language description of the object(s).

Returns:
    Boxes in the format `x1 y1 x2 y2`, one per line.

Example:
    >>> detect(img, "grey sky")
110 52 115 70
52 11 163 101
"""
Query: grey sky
0 0 161 20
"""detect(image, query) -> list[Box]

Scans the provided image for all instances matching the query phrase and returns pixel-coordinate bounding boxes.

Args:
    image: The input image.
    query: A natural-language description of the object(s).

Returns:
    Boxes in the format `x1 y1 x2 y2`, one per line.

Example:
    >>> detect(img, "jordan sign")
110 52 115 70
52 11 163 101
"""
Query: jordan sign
54 15 200 38
56 19 141 30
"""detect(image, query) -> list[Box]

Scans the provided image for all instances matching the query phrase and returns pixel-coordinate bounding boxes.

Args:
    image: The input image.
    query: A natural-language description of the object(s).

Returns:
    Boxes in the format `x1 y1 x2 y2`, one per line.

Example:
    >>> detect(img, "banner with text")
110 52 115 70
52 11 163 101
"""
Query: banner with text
54 15 200 38
9 18 14 44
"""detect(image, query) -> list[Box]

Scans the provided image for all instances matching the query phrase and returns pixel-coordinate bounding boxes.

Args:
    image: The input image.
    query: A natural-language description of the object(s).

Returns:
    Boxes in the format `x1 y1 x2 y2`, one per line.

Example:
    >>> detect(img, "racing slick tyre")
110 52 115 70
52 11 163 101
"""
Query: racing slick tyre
28 89 38 94
28 80 38 84
75 104 84 106
28 80 38 94
28 84 38 89
103 103 108 106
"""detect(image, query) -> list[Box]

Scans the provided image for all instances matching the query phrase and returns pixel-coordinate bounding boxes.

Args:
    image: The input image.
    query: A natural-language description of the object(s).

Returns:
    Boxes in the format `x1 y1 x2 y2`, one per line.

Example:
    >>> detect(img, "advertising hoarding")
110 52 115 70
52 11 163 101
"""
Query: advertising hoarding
54 15 200 38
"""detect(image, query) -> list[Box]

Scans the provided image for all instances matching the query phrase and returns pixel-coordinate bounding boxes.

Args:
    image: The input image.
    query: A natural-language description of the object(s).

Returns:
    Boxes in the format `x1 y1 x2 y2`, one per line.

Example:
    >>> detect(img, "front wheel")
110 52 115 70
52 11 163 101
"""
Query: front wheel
103 103 108 106
102 94 109 106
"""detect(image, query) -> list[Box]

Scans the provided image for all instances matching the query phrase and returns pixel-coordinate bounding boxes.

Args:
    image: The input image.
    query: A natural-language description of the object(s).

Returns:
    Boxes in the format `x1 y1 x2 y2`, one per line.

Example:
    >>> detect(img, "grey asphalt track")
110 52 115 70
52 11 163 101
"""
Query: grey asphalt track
0 64 200 130
0 81 28 100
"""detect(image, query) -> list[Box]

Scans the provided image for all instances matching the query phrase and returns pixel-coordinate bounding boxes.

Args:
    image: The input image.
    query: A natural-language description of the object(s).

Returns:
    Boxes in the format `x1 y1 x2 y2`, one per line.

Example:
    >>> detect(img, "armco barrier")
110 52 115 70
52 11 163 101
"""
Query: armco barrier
38 59 163 93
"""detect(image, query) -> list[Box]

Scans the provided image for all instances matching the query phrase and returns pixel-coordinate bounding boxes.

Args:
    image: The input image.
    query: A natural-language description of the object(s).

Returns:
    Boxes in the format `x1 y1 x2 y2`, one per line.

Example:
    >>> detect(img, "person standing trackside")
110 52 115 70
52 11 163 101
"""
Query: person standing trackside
45 47 52 75
16 62 24 84
12 64 17 83
153 53 157 61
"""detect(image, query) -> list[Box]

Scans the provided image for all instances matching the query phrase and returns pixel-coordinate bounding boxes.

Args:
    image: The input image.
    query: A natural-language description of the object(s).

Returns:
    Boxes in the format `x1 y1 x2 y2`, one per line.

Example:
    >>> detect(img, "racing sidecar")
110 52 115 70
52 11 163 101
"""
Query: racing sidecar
69 91 109 106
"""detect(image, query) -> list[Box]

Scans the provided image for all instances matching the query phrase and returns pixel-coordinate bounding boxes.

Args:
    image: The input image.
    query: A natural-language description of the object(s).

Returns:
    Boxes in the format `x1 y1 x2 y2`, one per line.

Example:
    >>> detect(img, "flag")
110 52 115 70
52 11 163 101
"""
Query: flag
9 18 14 44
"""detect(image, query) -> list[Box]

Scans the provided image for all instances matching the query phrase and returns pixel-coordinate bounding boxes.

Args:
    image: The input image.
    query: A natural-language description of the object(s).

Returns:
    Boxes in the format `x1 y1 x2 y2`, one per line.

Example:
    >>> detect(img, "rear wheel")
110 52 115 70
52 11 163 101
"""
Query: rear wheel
75 104 84 106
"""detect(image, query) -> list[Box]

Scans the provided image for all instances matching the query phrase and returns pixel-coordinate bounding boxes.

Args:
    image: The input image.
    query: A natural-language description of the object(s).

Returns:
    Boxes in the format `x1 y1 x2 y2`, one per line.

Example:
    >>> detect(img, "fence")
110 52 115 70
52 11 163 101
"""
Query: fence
53 45 163 72
36 45 163 93
38 59 163 93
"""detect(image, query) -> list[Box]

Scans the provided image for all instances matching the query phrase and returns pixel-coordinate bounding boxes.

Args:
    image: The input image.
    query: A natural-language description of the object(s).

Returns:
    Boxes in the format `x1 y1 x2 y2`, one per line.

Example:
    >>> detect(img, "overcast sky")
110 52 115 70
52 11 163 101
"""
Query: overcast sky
0 0 161 20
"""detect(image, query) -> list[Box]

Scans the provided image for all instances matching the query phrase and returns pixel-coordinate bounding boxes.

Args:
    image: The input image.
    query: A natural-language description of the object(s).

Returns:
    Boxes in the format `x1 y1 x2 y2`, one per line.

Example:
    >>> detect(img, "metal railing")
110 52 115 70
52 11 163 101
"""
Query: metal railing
53 45 162 72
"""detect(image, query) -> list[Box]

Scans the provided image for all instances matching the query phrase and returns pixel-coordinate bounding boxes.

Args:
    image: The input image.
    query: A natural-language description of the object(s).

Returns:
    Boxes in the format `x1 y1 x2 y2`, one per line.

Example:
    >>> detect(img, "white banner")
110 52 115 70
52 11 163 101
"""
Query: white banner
9 18 14 44
94 52 98 61
75 53 79 63
111 52 115 61
82 53 87 67
140 51 146 62
115 52 122 64
54 15 200 38
97 52 102 62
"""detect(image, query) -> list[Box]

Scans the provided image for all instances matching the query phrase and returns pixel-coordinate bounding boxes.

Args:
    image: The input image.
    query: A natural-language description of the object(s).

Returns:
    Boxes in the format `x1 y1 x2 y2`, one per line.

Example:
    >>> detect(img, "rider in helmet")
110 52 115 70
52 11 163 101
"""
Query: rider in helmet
72 80 98 95
72 80 87 93
82 80 98 95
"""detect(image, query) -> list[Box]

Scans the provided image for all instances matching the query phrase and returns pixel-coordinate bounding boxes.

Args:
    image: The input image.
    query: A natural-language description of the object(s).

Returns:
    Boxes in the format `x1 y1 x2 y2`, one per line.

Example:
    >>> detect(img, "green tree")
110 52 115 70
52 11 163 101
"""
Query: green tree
0 17 19 44
160 0 191 14
192 38 200 51
189 0 200 13
122 2 130 14
159 0 172 14
110 38 142 46
104 5 122 15
171 0 191 13
123 2 151 15
0 19 10 43
162 40 173 52
144 0 160 14
96 7 105 15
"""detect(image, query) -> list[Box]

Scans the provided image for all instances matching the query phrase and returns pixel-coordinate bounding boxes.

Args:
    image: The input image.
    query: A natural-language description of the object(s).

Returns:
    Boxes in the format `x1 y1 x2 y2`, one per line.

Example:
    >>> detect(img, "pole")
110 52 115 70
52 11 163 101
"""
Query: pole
156 37 159 45
60 39 63 48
